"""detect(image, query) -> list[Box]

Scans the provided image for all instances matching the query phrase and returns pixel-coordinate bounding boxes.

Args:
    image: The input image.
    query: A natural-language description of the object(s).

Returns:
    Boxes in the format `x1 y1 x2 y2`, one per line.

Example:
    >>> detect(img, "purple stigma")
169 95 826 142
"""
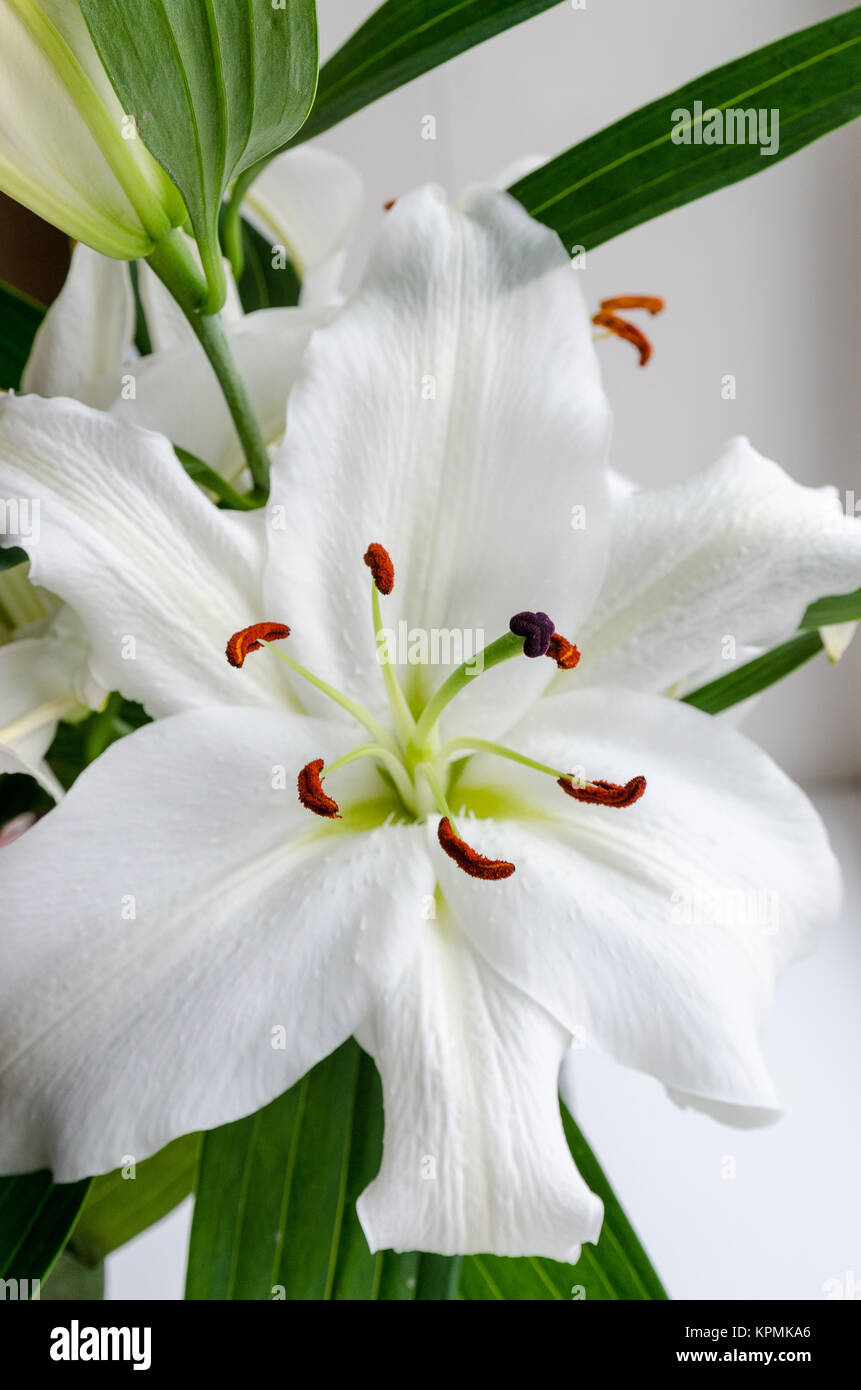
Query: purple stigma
509 610 556 658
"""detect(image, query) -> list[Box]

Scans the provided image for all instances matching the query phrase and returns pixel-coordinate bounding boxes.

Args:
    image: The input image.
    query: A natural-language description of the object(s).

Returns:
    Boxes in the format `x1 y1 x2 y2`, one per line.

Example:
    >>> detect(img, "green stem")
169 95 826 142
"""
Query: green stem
147 229 271 495
174 447 264 511
409 632 524 757
221 187 247 283
142 225 207 315
417 763 461 838
185 312 271 496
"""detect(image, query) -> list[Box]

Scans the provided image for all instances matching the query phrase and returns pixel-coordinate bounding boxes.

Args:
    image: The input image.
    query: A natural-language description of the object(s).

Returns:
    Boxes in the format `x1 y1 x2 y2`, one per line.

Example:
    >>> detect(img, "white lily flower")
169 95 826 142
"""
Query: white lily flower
0 188 860 1260
0 0 185 258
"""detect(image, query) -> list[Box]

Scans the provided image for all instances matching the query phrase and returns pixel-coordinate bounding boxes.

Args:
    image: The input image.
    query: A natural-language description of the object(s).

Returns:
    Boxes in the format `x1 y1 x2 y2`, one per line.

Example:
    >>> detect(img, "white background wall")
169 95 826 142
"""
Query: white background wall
107 0 861 1299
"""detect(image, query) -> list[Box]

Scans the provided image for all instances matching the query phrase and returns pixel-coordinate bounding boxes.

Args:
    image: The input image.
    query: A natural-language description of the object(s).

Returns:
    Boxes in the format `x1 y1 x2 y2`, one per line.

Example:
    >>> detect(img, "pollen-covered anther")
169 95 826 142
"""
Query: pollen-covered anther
226 622 291 668
437 816 515 880
599 295 664 316
557 775 647 808
297 759 341 818
592 310 654 367
547 632 581 670
364 542 395 595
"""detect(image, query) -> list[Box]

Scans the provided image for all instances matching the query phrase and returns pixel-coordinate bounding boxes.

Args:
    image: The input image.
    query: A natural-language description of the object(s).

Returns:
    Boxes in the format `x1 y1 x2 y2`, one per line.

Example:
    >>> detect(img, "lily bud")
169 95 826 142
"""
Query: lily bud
0 0 185 259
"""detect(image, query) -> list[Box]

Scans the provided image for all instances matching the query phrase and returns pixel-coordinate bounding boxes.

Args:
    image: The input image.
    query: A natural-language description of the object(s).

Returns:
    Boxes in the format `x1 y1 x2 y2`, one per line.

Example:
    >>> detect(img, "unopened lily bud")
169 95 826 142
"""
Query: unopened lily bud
0 0 185 258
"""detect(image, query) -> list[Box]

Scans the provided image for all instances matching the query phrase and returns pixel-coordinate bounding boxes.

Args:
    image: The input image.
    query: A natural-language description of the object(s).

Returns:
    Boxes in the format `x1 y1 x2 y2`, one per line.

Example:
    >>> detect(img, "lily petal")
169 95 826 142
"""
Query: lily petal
241 147 363 307
574 438 861 694
266 185 611 738
0 706 432 1181
356 897 603 1261
0 394 288 715
0 622 86 796
443 688 840 1114
109 307 324 484
21 244 134 408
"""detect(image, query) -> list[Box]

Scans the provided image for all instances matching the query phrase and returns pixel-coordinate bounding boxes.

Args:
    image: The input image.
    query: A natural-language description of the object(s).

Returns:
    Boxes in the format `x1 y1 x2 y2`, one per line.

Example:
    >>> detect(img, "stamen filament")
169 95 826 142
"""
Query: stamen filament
371 581 416 747
324 741 418 811
264 644 400 757
439 736 568 782
409 631 524 757
417 762 463 838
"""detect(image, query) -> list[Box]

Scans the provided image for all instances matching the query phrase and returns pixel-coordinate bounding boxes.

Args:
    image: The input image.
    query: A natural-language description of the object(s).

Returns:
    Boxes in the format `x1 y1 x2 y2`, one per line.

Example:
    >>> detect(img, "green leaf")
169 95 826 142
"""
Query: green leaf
683 630 824 716
186 1041 430 1299
68 1134 200 1267
0 1173 90 1291
41 1250 105 1300
235 218 301 313
801 586 861 629
0 546 29 574
0 279 44 389
186 1041 663 1300
79 0 318 309
459 1106 666 1300
291 0 565 146
510 8 861 253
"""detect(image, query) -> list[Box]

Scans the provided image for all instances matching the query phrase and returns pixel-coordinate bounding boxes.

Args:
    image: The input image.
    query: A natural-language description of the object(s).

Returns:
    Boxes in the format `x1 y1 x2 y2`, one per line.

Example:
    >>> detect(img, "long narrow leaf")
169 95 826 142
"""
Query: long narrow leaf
0 1173 90 1292
801 586 861 628
510 9 861 252
186 1042 663 1300
293 0 565 146
683 630 824 716
459 1106 666 1300
68 1134 200 1267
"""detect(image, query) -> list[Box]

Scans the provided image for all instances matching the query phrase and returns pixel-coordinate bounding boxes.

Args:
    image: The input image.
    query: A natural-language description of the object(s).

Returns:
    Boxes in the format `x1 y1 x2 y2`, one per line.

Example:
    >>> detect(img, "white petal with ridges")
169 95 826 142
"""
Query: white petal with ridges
574 438 861 694
266 185 611 738
357 898 602 1260
109 307 323 483
442 687 839 1113
0 394 288 715
21 244 134 408
0 707 433 1180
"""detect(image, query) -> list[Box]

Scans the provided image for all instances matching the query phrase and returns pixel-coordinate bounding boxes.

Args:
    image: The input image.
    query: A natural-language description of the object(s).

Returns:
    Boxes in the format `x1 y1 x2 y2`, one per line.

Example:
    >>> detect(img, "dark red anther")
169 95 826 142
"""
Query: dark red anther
298 759 341 818
599 295 664 316
558 775 647 808
592 311 653 366
437 817 515 880
364 543 395 595
547 633 580 670
226 622 291 668
592 295 664 367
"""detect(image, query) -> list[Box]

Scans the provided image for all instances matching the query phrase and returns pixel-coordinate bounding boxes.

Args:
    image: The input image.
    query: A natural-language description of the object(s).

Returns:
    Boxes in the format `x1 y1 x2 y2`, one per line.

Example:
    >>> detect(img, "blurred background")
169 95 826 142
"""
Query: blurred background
4 0 858 1299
